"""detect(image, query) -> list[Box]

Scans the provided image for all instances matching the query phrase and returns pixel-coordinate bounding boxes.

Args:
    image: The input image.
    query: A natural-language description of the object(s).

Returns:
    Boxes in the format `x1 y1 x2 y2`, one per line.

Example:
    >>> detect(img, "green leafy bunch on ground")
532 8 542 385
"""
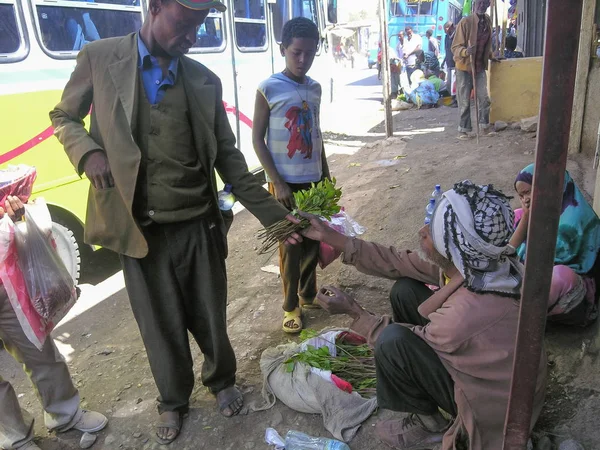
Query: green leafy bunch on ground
284 329 377 398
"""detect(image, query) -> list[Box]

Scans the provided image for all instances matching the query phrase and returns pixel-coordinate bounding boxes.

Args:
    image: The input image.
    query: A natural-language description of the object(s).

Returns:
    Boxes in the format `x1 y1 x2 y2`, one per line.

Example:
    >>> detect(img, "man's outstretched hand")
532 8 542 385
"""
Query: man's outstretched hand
283 214 303 246
316 285 363 319
282 212 350 250
297 211 331 242
296 212 349 252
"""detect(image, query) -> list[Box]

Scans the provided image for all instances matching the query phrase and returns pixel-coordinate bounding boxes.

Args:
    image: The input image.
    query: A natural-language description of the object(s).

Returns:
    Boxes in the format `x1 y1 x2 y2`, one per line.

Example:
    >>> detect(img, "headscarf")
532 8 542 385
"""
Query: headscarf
515 164 600 274
411 69 426 83
431 180 524 298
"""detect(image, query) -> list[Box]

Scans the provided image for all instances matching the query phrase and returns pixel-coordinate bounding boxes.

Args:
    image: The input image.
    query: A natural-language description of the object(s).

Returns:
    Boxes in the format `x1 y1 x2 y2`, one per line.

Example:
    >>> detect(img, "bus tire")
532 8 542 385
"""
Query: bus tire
51 221 81 285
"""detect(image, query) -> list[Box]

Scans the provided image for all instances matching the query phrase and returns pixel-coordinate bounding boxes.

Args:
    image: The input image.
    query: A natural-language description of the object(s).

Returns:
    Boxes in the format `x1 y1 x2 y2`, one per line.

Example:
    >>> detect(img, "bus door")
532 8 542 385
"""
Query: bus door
186 6 241 159
267 0 329 107
228 0 272 171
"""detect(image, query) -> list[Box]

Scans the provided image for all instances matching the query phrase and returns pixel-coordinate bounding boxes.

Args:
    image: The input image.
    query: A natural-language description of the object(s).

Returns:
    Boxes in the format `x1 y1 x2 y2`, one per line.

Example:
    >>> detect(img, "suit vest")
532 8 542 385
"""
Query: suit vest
133 69 213 224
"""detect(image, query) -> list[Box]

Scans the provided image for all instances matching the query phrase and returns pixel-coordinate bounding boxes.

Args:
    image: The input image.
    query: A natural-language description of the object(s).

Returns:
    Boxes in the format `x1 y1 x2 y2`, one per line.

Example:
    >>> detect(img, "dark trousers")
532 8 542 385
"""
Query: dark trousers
406 66 417 85
120 217 235 414
455 69 491 133
268 182 320 312
375 278 457 416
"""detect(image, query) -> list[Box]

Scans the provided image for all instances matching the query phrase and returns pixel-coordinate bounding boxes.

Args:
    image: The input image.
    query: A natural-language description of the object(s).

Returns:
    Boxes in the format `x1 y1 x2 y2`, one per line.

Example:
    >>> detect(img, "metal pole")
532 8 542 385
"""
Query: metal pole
501 0 583 448
493 0 500 55
330 77 334 103
379 0 393 137
501 0 508 58
490 0 495 52
417 0 421 35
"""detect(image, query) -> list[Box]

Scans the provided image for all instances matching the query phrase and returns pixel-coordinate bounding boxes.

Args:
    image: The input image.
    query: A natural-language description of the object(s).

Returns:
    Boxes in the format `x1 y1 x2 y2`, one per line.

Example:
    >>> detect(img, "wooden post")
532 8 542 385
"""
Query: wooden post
568 0 597 154
379 0 393 137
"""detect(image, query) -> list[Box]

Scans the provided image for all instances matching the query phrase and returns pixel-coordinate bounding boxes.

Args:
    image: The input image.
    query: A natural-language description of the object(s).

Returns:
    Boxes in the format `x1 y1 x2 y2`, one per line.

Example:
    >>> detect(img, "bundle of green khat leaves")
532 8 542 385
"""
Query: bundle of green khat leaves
284 329 377 398
257 178 342 255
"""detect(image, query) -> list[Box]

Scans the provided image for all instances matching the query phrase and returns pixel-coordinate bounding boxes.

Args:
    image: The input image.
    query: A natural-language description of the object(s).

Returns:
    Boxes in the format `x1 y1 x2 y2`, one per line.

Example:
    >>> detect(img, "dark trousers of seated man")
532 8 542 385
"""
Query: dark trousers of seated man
374 278 458 418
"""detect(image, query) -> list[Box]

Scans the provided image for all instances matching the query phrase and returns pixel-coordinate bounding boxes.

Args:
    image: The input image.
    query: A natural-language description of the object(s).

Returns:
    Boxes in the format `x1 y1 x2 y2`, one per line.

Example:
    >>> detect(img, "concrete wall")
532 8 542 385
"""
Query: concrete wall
580 61 600 158
488 57 543 124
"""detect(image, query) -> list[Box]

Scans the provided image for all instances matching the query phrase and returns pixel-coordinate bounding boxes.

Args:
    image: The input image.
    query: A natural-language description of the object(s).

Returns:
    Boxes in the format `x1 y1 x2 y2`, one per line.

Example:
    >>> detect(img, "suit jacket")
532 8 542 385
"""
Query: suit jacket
443 30 455 69
451 14 493 72
50 33 288 258
342 238 547 450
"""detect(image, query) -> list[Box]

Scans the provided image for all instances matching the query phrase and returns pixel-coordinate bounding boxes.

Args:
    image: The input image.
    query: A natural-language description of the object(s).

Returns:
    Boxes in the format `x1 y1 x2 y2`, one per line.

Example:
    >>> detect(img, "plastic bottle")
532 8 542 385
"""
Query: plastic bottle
425 198 436 221
285 430 351 450
217 183 235 211
424 216 431 226
431 184 442 204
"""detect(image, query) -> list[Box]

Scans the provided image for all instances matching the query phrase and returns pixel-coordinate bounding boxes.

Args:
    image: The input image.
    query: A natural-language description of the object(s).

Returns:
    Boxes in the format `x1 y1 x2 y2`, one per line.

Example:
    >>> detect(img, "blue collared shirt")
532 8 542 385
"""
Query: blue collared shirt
137 34 179 104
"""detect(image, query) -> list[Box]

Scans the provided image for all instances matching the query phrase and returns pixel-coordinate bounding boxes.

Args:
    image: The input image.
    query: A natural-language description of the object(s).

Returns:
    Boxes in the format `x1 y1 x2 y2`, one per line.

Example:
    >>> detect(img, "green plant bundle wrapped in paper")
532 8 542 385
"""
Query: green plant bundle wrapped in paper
257 178 342 255
284 329 377 398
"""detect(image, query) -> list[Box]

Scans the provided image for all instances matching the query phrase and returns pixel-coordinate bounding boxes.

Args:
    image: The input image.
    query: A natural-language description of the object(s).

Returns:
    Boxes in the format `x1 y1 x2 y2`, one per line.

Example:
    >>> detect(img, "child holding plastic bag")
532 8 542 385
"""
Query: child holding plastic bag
0 196 107 450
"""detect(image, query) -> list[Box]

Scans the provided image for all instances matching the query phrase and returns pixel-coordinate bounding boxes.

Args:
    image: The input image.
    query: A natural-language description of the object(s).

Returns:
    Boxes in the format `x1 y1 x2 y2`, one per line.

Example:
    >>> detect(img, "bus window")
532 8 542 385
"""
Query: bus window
327 0 336 23
272 0 319 44
390 0 406 17
32 0 142 56
234 0 267 51
406 0 433 16
0 0 28 62
271 0 286 43
192 12 225 51
448 3 462 24
292 0 317 24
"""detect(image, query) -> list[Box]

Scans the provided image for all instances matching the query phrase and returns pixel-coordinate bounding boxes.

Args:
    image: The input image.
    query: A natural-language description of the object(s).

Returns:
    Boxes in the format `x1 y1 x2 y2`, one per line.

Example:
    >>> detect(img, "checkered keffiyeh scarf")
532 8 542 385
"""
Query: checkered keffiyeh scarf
430 181 524 298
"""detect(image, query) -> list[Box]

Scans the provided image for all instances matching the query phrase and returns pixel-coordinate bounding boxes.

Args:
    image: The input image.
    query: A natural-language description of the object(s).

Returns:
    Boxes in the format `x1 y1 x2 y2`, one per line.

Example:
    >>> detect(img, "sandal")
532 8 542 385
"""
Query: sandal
155 411 183 445
282 307 302 333
216 386 244 417
300 297 321 310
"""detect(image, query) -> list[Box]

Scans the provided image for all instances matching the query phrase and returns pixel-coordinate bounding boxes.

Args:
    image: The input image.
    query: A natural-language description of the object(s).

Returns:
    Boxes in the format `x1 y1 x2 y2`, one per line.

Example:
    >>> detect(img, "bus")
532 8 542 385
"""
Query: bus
387 0 464 60
0 0 337 281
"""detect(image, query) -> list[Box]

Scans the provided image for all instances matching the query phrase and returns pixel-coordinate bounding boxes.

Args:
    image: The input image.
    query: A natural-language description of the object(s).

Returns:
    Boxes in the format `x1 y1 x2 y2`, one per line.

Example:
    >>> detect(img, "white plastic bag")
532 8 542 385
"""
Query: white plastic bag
14 205 77 321
318 210 366 269
0 199 77 350
265 428 285 449
323 210 366 238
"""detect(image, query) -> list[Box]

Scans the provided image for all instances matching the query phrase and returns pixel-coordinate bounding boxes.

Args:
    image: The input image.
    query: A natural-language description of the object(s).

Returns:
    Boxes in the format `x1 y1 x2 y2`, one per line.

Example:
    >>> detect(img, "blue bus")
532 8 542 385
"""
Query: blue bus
388 0 465 60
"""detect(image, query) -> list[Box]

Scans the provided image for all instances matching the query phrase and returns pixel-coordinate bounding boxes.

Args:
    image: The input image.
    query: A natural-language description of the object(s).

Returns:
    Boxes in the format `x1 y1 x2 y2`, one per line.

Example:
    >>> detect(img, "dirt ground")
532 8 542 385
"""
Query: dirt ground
3 71 600 450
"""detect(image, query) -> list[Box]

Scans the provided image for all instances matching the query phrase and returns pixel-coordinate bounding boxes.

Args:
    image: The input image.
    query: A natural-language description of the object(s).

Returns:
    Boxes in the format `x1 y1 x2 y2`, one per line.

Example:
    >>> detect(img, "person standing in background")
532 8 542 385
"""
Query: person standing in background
50 0 295 443
451 0 498 139
0 197 108 450
442 21 457 107
426 29 440 57
253 18 330 334
402 26 422 85
390 31 404 98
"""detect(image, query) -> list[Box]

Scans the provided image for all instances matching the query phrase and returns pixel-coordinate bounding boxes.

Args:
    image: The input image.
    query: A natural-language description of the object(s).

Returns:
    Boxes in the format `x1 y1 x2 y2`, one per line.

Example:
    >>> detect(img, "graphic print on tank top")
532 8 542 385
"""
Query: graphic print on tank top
284 101 314 160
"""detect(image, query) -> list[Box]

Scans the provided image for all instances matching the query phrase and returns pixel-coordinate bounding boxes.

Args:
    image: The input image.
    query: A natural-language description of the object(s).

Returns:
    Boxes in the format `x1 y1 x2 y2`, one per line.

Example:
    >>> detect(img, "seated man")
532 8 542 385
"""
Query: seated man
415 49 440 76
405 70 440 109
300 181 547 450
504 35 524 58
426 73 447 95
0 196 107 450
